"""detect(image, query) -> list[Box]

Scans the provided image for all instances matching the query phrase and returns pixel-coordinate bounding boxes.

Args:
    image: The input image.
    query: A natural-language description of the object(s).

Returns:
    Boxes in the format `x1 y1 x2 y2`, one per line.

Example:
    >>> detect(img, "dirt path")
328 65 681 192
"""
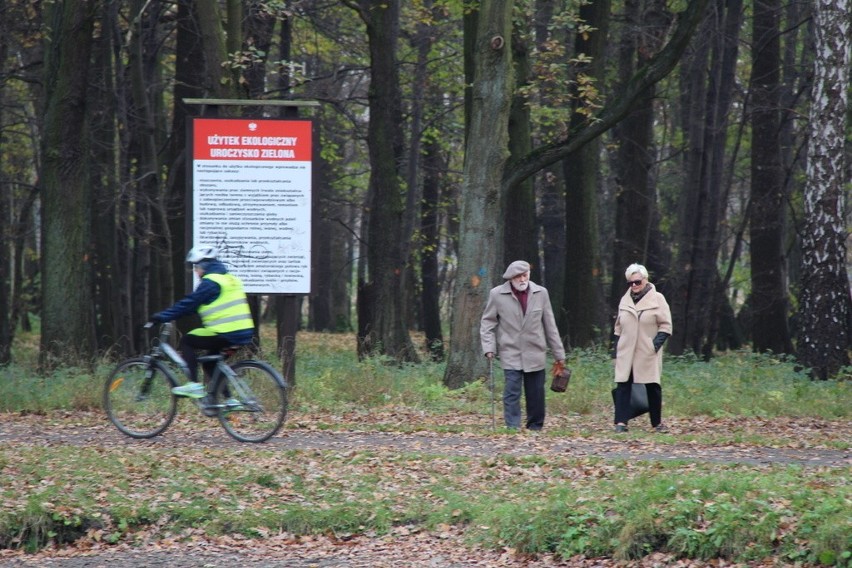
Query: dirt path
1 413 849 468
0 412 848 567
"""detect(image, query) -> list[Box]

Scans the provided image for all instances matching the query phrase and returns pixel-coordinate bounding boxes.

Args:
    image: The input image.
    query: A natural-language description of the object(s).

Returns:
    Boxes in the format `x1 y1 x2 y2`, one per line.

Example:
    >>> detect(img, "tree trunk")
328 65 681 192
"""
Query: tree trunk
699 0 743 358
196 0 239 100
443 0 514 388
39 0 97 367
355 0 418 363
667 2 741 358
749 0 793 354
165 0 206 327
0 16 10 362
243 1 276 104
88 0 125 354
0 120 9 363
504 26 538 275
534 0 565 324
609 0 670 310
796 0 850 379
129 0 168 341
561 0 609 349
310 146 337 332
420 137 446 361
309 115 354 333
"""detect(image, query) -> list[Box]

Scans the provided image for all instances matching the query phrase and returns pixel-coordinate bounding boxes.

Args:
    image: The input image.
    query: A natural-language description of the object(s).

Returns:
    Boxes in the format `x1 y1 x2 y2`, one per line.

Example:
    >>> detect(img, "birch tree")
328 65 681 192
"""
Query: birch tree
796 0 851 379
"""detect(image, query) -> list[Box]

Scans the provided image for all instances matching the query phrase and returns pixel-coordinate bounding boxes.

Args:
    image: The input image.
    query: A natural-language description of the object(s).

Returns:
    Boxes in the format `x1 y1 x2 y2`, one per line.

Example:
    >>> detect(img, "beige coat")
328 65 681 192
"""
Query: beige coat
613 283 672 384
480 281 565 372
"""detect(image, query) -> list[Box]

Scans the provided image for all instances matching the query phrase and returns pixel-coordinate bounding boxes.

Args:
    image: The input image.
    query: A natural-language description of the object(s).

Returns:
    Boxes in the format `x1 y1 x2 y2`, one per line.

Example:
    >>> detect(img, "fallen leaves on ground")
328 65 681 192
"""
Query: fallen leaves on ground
0 410 848 567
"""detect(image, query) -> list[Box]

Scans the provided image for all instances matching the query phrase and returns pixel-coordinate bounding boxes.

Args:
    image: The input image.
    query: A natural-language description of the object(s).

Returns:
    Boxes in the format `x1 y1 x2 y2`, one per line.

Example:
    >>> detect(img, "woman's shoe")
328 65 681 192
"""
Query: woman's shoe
614 424 628 433
654 424 669 433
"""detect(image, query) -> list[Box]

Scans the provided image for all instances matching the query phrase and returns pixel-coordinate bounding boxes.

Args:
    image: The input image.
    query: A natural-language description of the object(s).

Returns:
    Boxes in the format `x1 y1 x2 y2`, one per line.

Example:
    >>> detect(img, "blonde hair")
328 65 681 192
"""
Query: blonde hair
625 263 649 280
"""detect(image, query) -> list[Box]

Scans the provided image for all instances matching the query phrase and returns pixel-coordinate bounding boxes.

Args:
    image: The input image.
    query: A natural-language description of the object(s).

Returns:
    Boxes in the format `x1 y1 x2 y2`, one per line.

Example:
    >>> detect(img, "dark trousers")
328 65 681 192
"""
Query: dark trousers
503 369 546 430
614 371 663 427
179 333 232 383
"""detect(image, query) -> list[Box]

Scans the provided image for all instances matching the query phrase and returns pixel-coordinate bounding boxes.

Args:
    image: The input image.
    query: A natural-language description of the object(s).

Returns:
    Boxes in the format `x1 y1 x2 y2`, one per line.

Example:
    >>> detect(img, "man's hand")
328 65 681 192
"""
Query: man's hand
485 352 494 359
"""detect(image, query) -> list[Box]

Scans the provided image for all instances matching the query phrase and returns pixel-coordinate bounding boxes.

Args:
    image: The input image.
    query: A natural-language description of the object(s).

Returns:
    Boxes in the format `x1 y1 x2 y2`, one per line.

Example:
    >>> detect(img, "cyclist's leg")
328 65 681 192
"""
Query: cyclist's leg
182 330 230 383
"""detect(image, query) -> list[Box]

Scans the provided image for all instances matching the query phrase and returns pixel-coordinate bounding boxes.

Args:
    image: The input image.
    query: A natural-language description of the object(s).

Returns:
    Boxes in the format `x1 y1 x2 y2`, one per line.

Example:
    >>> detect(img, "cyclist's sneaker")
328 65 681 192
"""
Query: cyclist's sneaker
223 397 244 410
171 381 206 398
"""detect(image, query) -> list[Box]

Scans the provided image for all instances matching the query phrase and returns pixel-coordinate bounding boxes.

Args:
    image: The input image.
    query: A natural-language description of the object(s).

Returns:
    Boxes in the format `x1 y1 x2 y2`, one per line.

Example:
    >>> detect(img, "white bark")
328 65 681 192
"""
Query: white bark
797 0 851 378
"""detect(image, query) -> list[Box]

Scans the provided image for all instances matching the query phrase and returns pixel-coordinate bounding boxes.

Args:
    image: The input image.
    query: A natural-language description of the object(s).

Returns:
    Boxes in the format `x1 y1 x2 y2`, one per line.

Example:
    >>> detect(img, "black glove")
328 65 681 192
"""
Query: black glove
653 332 670 352
149 312 165 324
611 335 619 359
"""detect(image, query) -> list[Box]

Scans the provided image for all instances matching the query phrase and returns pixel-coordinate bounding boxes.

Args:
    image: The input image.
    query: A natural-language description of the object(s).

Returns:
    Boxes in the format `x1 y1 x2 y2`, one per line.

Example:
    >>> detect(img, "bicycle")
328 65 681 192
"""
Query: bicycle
104 322 288 442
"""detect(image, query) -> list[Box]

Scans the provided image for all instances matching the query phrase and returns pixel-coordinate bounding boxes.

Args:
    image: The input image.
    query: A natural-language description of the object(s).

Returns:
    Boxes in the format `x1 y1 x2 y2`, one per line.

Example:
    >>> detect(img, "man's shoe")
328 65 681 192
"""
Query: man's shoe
614 424 628 433
172 381 206 398
654 424 670 433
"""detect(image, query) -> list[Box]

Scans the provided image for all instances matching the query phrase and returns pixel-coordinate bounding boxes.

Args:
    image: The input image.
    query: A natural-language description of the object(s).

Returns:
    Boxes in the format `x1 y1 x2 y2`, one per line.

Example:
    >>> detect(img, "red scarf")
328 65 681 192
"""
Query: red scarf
514 287 529 315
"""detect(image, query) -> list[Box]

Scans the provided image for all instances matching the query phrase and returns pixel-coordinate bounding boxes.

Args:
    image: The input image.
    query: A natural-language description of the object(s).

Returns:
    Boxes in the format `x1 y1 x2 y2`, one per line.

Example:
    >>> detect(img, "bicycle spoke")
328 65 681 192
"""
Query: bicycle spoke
104 359 177 438
217 360 287 442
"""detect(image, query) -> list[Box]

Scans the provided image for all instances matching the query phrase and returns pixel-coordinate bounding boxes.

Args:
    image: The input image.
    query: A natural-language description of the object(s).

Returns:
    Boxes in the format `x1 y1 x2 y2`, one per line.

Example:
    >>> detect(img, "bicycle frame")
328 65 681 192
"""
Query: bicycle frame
147 322 190 374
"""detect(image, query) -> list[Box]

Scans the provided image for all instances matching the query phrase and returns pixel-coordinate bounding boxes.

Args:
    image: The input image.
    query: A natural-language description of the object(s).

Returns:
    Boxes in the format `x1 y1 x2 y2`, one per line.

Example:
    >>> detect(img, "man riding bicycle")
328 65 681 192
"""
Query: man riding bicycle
150 245 255 398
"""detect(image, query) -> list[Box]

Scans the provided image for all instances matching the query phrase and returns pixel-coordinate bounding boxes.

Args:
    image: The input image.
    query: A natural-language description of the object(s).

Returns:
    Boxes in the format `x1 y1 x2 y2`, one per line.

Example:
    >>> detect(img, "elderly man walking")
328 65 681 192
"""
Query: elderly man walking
480 260 565 431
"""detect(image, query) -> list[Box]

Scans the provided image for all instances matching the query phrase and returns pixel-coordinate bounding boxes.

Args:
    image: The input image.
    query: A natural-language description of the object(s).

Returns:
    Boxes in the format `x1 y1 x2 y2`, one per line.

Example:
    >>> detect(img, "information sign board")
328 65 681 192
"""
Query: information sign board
190 118 312 294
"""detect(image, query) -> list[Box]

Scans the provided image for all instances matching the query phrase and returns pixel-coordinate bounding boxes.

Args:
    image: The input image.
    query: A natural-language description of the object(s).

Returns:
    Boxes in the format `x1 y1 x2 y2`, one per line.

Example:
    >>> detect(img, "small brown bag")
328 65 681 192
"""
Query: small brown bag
550 360 571 393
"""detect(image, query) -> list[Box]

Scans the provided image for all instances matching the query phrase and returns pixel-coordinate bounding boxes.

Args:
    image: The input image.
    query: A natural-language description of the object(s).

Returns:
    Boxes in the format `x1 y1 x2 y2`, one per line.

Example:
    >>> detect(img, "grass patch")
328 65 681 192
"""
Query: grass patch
2 329 849 425
466 461 851 565
3 445 847 564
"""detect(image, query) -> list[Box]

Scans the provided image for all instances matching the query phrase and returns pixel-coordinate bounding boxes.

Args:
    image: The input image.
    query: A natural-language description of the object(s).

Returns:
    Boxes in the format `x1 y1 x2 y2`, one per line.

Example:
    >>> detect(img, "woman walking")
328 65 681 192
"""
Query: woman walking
612 263 672 433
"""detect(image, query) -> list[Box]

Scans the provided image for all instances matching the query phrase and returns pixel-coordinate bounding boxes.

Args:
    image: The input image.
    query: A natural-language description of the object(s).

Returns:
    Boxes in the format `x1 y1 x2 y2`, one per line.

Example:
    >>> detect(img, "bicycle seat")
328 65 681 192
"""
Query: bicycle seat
197 353 226 363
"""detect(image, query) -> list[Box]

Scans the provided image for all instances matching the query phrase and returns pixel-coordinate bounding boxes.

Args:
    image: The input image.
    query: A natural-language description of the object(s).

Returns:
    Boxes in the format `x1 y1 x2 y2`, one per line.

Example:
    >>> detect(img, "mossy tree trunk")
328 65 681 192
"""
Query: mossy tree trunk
39 0 97 368
443 0 514 388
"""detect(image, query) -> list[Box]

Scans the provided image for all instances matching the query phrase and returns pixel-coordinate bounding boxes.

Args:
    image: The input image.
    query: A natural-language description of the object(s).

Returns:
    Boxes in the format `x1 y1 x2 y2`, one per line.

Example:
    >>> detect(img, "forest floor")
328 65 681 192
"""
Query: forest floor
0 410 848 567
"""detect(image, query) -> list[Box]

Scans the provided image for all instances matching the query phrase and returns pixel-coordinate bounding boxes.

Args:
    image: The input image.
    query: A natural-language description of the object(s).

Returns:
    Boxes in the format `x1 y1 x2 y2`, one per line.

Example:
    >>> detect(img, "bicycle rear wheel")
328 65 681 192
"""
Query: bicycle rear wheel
216 360 287 442
104 358 178 438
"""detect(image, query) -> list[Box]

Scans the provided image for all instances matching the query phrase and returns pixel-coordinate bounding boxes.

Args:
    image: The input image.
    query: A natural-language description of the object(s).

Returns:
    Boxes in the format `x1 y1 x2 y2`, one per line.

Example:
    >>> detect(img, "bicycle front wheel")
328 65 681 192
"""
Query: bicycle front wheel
216 360 288 443
104 358 178 438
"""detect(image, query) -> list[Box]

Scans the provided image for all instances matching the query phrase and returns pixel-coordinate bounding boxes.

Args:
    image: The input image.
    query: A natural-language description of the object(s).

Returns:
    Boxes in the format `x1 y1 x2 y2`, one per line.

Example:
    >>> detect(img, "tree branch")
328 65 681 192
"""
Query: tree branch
501 0 710 192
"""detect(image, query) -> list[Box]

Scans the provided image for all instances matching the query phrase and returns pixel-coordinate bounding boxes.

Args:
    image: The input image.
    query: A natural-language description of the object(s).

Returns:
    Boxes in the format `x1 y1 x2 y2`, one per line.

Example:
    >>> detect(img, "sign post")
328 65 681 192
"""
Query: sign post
186 102 318 387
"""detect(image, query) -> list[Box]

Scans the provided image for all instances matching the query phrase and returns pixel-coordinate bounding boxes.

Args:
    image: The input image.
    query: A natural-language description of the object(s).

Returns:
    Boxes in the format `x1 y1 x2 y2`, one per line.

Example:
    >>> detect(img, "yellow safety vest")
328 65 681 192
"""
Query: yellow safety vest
197 273 254 333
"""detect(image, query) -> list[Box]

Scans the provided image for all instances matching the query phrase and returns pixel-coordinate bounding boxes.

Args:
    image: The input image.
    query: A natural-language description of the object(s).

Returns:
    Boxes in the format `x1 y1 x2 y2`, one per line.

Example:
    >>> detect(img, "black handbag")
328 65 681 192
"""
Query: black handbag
611 383 649 418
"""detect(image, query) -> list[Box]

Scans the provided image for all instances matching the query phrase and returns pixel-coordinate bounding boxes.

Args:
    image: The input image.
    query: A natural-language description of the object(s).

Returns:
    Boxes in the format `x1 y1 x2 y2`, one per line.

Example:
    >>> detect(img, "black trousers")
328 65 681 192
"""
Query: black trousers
613 371 663 427
179 333 232 383
503 369 546 430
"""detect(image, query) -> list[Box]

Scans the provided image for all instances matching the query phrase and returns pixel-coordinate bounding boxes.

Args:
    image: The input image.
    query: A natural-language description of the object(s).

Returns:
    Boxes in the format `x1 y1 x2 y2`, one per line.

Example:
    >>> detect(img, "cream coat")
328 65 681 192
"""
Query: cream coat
480 281 565 372
613 283 672 384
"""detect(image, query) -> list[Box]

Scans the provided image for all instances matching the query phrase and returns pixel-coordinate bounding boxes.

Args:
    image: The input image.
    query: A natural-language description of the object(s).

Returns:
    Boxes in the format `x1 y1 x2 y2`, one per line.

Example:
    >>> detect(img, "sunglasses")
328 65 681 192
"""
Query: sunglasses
628 280 644 287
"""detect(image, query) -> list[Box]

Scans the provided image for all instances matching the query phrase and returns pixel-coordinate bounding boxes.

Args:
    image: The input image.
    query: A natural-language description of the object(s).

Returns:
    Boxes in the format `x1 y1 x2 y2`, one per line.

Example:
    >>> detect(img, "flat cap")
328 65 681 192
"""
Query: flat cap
502 260 531 279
